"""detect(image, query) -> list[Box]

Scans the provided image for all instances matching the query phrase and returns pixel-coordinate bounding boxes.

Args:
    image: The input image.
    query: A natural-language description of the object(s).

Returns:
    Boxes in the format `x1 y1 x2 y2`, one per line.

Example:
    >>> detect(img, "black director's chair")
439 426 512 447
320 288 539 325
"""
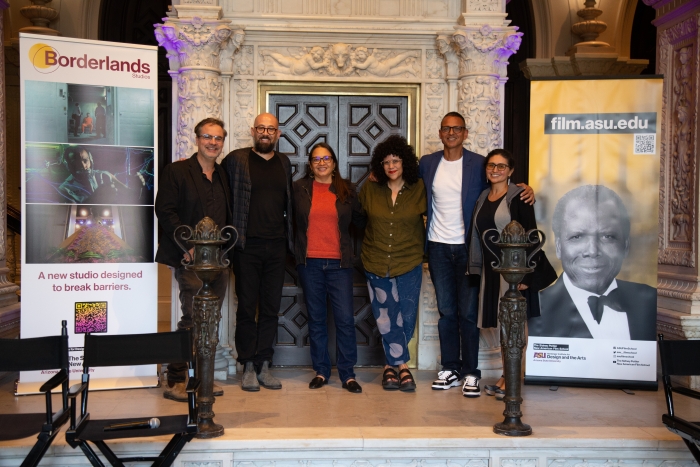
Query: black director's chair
658 333 700 462
0 320 70 467
66 330 198 467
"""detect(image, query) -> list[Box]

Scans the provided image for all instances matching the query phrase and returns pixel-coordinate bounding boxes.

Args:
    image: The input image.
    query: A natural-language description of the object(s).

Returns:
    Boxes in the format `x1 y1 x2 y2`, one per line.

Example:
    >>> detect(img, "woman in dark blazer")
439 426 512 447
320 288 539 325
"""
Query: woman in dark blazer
293 142 365 393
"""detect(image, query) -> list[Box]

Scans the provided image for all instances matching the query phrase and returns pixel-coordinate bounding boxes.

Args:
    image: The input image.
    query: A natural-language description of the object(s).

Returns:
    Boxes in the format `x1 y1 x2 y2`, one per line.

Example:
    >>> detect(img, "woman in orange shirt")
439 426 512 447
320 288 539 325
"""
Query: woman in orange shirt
293 143 366 393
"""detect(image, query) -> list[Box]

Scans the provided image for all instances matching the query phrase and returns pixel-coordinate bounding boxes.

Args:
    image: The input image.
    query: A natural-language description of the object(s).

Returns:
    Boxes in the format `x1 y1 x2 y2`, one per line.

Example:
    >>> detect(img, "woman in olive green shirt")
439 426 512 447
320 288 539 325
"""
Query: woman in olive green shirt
359 135 426 392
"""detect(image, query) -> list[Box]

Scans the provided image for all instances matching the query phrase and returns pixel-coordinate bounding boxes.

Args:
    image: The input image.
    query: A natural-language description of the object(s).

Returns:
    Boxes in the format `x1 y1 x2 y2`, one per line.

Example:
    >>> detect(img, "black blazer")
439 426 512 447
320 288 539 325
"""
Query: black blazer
529 276 657 341
155 154 233 268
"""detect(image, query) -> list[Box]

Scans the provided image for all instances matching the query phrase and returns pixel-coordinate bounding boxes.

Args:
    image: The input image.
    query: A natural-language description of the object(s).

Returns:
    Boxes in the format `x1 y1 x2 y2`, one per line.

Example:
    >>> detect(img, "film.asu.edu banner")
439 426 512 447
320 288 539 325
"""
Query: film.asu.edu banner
525 77 662 390
19 33 158 392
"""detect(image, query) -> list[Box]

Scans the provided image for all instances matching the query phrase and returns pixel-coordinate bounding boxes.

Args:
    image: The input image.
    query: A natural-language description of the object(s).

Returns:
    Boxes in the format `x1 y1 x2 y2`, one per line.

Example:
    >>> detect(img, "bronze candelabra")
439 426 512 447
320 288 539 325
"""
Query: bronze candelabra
175 217 237 439
482 220 544 437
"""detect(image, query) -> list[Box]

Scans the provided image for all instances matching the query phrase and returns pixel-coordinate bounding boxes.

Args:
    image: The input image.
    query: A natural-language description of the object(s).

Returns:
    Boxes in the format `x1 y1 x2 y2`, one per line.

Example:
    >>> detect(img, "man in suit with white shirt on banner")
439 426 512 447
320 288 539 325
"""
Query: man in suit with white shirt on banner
529 185 656 341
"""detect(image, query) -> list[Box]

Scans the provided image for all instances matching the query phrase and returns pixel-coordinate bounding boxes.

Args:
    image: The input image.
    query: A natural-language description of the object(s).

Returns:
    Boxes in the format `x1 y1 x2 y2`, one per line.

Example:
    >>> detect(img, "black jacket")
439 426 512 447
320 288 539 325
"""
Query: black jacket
292 177 366 268
529 276 657 341
221 148 294 252
155 154 233 268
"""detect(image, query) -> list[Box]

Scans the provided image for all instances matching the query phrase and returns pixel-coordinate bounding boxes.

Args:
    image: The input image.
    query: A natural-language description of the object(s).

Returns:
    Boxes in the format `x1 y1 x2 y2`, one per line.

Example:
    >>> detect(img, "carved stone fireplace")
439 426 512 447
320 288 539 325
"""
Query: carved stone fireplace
156 0 521 377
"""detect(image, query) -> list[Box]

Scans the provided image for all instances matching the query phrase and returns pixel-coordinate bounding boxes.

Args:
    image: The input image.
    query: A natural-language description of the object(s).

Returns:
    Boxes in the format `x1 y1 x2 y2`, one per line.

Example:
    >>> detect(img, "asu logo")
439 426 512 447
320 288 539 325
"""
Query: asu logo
28 42 60 74
533 352 546 359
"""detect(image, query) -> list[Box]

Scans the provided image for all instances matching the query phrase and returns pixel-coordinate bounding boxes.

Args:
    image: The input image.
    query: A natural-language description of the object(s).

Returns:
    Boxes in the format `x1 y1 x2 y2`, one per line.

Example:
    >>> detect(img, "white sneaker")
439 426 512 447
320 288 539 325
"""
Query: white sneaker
431 370 461 390
462 375 481 397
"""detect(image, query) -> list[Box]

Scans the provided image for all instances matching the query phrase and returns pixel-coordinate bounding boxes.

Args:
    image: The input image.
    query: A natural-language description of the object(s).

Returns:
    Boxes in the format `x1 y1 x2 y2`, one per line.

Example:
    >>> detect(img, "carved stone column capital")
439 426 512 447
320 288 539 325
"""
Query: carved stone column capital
451 25 521 155
155 16 234 75
155 10 242 161
452 25 522 78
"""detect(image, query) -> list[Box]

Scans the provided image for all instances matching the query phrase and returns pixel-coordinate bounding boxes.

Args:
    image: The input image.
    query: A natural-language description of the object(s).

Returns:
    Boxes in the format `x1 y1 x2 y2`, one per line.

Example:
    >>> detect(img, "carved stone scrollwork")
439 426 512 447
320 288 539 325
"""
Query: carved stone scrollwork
466 0 499 12
657 15 698 268
155 15 234 160
424 82 446 154
259 43 421 78
458 75 501 153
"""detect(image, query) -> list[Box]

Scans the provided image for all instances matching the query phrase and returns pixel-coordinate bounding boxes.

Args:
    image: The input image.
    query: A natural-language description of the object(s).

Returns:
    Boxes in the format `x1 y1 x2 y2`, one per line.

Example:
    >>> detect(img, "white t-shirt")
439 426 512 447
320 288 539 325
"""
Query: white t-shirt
427 157 464 244
562 273 631 340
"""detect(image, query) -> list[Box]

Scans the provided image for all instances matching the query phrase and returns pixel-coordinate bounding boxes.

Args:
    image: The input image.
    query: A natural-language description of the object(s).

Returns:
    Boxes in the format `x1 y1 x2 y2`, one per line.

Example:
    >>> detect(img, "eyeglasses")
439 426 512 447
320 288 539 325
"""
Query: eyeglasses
485 163 510 171
440 126 466 134
198 134 224 143
382 159 402 167
254 126 278 135
311 156 333 164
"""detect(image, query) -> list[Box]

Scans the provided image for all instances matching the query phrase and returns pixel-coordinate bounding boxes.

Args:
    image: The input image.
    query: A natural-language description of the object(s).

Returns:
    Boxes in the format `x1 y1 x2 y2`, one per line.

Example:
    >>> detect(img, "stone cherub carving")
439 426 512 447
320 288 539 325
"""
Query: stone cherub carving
154 24 184 71
260 43 421 78
351 47 419 77
436 35 459 78
219 29 245 73
261 46 329 76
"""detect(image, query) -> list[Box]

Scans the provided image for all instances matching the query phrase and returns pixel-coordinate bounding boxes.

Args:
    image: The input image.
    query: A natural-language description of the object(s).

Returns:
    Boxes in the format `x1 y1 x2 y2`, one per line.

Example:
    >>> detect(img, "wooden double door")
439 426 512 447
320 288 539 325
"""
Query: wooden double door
270 94 408 366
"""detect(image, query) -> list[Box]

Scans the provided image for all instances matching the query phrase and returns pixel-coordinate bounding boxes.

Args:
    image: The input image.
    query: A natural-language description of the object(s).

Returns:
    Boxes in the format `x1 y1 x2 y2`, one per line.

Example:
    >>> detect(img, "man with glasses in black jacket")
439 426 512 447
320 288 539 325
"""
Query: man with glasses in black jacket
222 113 294 392
156 117 232 401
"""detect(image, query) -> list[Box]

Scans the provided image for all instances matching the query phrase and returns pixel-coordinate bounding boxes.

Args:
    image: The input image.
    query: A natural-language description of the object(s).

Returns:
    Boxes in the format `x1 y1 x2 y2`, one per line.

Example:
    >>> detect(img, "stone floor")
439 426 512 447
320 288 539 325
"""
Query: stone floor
1 367 698 431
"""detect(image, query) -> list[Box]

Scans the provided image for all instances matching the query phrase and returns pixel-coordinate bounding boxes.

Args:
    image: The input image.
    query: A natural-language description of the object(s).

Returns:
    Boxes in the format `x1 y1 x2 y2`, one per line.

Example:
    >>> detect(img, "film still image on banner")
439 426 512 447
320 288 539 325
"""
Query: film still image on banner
25 204 154 264
24 81 154 147
25 143 154 205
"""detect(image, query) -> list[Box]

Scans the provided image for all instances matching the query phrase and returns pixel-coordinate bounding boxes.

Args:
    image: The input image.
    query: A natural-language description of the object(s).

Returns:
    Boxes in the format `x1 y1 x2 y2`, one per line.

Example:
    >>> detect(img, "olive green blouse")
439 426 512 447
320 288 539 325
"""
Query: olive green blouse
359 179 426 277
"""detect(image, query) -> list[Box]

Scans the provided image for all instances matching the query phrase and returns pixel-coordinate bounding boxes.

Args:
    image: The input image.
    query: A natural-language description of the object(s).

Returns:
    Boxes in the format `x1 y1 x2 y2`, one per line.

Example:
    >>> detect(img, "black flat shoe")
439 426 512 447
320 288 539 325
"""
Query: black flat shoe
309 376 327 389
342 380 362 393
399 368 416 392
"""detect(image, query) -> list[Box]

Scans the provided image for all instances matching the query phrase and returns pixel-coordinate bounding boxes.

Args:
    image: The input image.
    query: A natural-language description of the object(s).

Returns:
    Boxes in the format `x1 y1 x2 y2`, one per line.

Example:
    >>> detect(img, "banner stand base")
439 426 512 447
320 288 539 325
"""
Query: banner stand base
525 375 658 391
15 376 159 395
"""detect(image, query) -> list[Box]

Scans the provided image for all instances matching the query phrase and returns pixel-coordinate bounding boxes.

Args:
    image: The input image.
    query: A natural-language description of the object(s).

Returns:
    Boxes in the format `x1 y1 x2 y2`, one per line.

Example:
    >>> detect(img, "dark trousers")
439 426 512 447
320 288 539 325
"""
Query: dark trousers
168 267 229 383
233 237 286 366
297 258 357 383
427 241 481 378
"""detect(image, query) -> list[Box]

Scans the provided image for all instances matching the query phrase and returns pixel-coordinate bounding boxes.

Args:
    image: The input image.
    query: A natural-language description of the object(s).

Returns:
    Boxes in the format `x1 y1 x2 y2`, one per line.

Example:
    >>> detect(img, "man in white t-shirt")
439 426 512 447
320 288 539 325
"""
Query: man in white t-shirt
419 112 534 397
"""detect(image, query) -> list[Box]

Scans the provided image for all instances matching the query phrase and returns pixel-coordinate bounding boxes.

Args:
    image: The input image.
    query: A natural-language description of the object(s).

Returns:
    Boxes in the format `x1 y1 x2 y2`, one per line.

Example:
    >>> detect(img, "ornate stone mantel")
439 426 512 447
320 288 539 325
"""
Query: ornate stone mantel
157 0 523 375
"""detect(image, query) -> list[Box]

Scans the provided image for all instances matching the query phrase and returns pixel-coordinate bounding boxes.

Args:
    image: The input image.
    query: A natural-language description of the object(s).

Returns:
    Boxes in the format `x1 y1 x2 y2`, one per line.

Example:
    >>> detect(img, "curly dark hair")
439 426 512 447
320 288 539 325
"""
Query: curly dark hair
370 135 420 185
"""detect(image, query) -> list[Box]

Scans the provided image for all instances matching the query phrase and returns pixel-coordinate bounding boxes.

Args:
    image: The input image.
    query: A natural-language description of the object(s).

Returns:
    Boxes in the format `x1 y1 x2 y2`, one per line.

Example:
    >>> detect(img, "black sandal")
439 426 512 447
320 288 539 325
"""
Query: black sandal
399 368 416 392
382 368 400 390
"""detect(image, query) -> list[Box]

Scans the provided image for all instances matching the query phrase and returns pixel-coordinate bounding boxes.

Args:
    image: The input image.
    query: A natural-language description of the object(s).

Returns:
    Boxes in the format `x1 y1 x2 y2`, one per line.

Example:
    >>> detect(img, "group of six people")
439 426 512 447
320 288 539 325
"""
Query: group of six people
155 110 555 400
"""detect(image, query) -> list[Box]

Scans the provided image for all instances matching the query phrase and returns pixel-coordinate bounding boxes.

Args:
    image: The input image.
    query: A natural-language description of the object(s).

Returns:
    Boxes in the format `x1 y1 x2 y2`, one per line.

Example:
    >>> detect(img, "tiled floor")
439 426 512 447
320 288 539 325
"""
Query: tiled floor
1 368 698 431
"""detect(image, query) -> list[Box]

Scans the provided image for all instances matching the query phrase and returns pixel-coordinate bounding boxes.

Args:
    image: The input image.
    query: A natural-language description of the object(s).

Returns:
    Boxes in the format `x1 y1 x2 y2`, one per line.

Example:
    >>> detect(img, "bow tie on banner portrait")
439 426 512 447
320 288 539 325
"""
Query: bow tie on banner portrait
586 289 624 324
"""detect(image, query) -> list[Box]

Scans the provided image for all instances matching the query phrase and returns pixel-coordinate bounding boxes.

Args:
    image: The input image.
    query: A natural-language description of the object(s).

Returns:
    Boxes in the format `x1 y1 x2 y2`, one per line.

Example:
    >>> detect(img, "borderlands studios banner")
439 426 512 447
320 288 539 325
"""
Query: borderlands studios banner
525 77 662 390
18 33 158 393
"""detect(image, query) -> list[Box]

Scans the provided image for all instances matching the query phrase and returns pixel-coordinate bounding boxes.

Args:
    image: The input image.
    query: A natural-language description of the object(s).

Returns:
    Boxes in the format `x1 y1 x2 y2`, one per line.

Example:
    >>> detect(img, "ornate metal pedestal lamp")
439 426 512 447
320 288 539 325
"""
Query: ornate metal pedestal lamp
482 220 544 437
175 217 237 439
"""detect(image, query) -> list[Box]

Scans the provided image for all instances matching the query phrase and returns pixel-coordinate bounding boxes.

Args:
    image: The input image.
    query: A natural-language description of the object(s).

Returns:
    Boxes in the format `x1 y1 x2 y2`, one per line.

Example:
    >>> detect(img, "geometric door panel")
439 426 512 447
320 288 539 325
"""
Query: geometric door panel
339 95 408 187
269 94 408 367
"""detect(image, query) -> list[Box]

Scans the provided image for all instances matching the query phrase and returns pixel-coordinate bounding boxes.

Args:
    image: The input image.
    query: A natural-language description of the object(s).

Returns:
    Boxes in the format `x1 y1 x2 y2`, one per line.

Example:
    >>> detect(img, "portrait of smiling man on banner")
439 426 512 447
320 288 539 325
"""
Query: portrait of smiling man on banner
528 185 657 341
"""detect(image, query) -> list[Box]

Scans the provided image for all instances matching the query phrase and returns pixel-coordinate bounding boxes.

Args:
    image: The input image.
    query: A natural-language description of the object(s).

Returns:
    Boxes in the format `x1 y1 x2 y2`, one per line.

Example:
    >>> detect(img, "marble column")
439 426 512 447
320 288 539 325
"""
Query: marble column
644 0 700 390
155 3 242 379
0 1 20 340
450 0 522 379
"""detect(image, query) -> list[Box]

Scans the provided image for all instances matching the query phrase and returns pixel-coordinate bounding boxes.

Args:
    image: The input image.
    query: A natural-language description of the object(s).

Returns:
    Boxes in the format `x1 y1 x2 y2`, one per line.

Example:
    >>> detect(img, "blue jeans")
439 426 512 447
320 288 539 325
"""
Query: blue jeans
365 264 422 366
427 241 481 378
297 259 357 383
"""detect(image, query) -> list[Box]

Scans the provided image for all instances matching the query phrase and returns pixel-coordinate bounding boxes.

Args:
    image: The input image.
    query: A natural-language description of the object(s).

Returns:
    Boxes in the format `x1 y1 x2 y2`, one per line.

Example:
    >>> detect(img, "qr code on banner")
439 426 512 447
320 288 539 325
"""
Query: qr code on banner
634 133 656 154
75 301 107 333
